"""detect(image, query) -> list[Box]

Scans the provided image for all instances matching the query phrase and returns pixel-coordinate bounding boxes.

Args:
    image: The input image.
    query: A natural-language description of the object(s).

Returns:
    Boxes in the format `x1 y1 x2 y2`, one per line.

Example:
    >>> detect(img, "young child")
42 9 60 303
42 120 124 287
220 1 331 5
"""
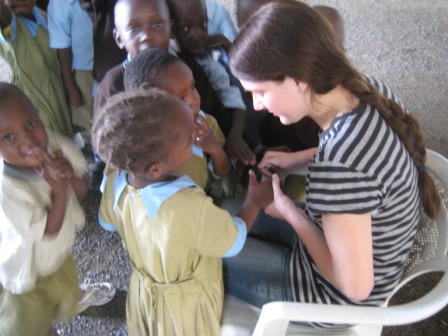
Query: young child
168 0 255 167
124 47 231 191
89 0 241 190
78 0 128 85
48 0 94 132
92 88 273 335
0 0 73 137
0 83 115 336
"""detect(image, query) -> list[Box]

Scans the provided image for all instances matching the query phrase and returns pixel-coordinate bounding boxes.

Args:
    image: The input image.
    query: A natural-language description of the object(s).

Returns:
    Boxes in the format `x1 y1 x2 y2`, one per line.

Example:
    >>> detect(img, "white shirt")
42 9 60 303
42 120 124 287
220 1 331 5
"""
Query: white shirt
0 131 86 294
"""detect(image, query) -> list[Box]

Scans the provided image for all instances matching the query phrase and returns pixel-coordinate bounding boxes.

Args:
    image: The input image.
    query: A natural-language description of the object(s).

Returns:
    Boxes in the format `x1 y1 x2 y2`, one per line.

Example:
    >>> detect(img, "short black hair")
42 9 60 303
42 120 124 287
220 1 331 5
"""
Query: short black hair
92 88 186 172
124 48 181 91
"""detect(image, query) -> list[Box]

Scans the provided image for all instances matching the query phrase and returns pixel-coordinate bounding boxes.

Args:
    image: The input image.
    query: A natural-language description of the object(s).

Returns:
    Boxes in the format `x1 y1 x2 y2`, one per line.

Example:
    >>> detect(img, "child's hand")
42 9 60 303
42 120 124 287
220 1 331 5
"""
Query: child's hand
246 169 274 209
225 134 256 166
194 114 221 154
44 150 74 180
35 154 68 196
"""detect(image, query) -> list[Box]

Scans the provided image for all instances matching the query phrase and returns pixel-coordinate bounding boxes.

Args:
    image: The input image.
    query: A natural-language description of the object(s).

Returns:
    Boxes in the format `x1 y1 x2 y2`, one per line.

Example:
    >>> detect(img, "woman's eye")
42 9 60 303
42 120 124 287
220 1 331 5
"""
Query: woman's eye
127 26 138 32
200 21 207 29
179 25 189 33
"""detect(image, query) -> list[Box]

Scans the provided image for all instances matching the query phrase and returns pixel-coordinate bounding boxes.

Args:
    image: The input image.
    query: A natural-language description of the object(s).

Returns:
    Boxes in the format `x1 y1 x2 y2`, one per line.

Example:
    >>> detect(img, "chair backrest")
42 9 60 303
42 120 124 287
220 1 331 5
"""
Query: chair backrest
388 149 448 301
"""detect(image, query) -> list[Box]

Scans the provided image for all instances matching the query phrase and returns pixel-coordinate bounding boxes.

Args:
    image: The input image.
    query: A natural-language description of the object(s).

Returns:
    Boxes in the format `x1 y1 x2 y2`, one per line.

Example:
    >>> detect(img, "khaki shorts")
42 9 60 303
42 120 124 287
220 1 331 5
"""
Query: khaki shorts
0 257 80 336
71 70 94 130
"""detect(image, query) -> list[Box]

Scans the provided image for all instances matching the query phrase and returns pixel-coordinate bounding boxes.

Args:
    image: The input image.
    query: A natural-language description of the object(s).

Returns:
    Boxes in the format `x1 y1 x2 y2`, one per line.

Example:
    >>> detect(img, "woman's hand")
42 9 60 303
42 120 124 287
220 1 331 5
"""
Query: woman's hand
258 147 318 176
265 173 298 223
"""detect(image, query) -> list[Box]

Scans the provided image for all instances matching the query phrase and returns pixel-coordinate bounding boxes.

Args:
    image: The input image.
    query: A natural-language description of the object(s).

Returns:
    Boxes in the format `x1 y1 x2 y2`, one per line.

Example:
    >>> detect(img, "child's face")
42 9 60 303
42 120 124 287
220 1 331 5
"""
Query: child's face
5 0 35 17
114 0 172 58
170 0 208 55
157 61 201 116
0 96 48 171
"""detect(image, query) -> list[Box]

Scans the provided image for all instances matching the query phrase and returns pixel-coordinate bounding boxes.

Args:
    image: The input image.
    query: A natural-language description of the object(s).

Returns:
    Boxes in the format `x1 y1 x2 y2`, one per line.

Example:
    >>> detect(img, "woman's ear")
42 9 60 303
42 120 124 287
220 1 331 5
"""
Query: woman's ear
113 28 125 49
294 79 309 93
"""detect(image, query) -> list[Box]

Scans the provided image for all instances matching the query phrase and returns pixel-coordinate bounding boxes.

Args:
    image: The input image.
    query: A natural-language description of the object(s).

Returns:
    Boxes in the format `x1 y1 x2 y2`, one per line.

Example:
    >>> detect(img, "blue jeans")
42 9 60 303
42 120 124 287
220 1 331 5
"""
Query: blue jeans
223 210 297 308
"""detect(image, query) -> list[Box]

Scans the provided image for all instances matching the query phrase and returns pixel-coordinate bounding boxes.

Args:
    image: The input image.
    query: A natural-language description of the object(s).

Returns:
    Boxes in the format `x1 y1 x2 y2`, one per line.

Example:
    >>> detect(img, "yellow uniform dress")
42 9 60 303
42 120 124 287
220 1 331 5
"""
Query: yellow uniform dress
176 112 226 190
0 8 73 137
99 172 247 336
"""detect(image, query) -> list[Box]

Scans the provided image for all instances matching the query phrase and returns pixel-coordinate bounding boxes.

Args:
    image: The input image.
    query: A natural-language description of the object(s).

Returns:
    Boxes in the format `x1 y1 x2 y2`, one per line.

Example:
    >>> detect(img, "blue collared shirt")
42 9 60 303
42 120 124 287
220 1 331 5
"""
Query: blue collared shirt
48 0 93 70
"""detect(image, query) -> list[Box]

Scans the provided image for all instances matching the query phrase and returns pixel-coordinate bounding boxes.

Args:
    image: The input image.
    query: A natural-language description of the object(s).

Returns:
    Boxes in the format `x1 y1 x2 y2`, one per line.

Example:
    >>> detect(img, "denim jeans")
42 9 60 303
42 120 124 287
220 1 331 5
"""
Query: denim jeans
223 210 297 308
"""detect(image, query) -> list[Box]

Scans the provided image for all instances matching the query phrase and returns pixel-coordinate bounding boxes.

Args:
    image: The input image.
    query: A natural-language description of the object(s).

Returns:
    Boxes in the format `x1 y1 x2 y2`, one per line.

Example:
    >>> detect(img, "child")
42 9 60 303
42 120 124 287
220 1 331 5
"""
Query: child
124 47 231 191
94 0 233 136
92 88 273 335
48 0 94 131
78 0 128 84
0 0 73 137
0 83 115 336
167 0 254 166
89 0 241 190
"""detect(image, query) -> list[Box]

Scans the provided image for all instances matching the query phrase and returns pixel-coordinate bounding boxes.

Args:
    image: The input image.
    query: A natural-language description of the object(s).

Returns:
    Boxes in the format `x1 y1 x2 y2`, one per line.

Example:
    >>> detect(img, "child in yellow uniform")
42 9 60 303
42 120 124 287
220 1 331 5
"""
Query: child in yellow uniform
93 88 273 335
124 47 231 191
0 0 73 137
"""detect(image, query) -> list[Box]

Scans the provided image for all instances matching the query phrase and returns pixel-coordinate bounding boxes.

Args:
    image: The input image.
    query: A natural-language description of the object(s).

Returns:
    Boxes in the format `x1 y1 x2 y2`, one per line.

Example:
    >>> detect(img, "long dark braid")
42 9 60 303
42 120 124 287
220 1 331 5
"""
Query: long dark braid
343 75 441 219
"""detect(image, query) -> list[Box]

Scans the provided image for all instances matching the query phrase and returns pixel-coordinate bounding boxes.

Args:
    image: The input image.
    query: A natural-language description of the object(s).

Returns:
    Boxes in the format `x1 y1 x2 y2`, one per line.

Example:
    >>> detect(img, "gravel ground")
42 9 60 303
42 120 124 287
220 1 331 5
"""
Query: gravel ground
0 0 447 335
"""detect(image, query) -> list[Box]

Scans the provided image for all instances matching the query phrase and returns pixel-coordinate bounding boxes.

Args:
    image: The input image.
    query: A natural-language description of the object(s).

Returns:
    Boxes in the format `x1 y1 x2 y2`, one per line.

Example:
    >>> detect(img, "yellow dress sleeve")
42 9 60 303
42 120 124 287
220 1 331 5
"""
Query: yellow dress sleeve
2 24 12 38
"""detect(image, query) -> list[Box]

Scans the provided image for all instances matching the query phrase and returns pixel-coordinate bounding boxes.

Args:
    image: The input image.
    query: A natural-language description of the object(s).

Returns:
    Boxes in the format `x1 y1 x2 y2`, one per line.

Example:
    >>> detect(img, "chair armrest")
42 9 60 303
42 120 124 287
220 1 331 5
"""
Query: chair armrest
253 271 448 335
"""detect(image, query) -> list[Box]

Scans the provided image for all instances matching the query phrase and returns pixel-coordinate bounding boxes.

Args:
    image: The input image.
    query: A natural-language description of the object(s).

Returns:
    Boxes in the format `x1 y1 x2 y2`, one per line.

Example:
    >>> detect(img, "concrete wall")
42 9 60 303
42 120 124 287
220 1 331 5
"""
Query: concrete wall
220 0 448 156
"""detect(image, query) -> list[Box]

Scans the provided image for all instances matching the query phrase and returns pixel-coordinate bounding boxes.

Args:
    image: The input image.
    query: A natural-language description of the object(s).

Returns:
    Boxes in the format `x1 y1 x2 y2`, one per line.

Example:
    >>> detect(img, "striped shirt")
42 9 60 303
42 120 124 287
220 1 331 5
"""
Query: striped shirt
291 76 420 314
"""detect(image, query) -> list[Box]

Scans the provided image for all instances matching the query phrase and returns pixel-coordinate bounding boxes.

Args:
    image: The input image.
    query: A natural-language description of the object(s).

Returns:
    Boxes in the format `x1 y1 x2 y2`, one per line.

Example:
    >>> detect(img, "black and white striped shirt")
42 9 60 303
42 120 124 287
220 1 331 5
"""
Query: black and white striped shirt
291 77 420 311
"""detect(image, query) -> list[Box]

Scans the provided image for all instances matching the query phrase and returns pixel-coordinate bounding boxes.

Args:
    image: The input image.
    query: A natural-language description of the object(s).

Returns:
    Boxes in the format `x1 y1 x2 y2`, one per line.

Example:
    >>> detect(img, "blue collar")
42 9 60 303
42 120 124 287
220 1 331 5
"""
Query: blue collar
1 160 40 180
16 7 48 37
112 172 198 219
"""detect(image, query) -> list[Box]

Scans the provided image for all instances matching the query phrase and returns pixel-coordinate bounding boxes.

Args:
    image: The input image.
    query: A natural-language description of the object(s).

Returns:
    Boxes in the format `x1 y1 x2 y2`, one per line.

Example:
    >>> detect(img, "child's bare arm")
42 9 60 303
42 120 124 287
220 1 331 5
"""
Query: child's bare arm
225 108 256 166
206 34 231 53
37 157 68 235
57 48 84 109
195 114 232 177
0 1 12 28
237 170 274 231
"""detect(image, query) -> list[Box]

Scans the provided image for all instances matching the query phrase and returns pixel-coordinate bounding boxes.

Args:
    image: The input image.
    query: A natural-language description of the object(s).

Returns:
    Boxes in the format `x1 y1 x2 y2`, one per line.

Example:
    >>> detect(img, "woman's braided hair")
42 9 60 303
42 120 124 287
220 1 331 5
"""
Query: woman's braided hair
91 88 184 172
229 0 441 219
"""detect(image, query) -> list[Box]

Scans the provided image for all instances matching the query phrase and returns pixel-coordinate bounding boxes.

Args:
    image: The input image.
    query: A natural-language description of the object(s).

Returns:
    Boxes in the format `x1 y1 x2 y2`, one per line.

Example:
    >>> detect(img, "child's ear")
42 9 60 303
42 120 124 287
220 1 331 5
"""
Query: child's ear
146 162 163 179
113 28 125 49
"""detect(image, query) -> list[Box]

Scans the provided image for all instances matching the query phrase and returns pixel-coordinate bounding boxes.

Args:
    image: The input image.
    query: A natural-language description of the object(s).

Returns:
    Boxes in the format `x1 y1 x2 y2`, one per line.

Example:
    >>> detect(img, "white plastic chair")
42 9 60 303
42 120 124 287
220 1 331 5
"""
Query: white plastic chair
221 149 448 336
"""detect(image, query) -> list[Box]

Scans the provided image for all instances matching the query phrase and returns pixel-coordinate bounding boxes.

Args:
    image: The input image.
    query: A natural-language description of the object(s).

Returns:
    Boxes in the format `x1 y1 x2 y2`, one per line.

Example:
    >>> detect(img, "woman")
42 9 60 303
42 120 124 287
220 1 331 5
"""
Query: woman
223 0 441 326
